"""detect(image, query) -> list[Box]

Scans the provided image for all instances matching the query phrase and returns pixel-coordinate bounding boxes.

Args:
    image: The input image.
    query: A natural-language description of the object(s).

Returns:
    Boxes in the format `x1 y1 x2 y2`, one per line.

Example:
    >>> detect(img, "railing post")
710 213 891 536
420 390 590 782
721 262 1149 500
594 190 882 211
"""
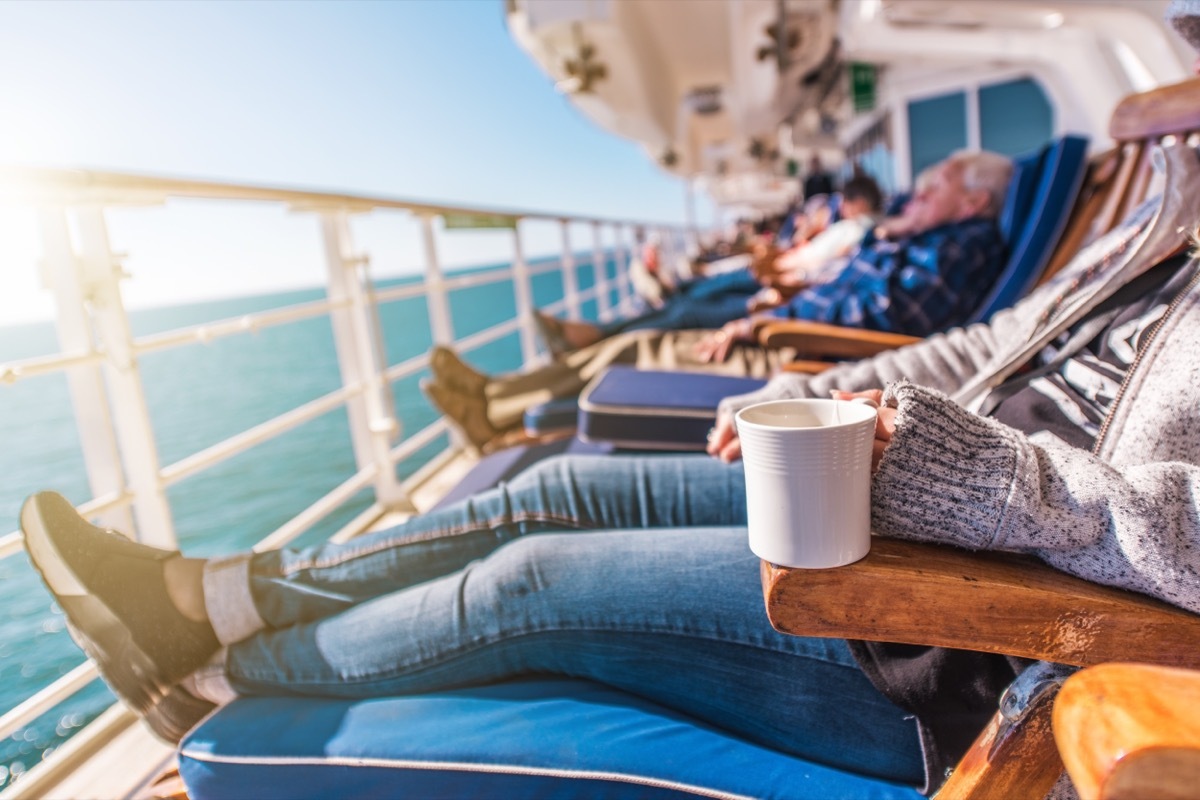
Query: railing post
559 220 581 320
419 212 473 451
510 221 538 364
74 206 177 548
35 207 135 535
319 210 406 508
591 221 612 321
420 214 455 345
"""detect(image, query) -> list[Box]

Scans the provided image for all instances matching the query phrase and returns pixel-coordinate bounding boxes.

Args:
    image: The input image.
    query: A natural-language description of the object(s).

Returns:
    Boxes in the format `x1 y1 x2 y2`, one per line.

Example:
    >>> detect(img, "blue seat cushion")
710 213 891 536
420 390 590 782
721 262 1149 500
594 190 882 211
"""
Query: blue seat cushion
430 437 612 511
578 366 768 450
968 134 1089 324
178 678 923 800
997 148 1044 246
523 395 583 435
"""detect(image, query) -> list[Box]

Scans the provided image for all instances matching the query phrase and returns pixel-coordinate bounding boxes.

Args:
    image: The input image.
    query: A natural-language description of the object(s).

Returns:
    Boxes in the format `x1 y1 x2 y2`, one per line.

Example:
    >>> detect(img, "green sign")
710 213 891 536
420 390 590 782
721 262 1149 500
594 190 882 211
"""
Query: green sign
443 213 518 230
850 62 876 113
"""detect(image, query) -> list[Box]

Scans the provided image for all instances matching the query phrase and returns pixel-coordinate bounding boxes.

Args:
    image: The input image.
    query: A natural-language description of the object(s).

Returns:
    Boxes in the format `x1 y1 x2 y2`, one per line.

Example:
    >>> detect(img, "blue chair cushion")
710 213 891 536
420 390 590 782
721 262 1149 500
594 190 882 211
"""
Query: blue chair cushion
523 396 583 435
430 437 612 511
968 134 1089 324
178 678 923 800
997 149 1044 246
578 366 767 450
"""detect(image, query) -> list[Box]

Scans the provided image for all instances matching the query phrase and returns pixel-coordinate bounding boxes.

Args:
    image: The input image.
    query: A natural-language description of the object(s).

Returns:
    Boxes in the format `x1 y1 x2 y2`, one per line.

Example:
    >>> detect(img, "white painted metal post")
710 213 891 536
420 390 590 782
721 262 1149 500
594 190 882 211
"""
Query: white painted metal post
965 83 982 152
418 213 471 451
509 222 538 364
420 214 455 345
559 220 581 320
35 208 134 535
591 222 612 321
73 207 176 548
319 211 405 507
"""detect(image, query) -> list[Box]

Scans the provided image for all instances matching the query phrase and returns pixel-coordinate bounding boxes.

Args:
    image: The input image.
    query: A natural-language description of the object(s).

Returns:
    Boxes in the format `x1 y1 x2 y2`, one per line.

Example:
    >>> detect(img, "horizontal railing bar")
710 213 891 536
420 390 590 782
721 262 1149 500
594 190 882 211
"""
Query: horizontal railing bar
0 532 24 561
388 417 451 465
453 318 524 356
371 281 429 305
0 661 99 743
0 350 102 386
252 464 379 553
327 502 387 545
159 383 363 487
0 703 141 800
0 166 678 228
382 352 429 385
527 260 566 276
441 268 513 292
135 296 346 354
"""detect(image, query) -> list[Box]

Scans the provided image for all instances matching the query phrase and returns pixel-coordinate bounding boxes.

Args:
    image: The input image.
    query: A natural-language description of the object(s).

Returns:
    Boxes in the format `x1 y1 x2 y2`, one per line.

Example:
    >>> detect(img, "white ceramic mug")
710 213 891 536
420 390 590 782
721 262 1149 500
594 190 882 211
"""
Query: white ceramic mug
735 398 878 569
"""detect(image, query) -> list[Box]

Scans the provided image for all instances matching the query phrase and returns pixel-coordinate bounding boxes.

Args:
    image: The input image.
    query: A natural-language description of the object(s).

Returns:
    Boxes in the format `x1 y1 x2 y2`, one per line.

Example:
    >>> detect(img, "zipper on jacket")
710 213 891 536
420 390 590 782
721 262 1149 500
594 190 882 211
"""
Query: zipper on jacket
1092 257 1200 456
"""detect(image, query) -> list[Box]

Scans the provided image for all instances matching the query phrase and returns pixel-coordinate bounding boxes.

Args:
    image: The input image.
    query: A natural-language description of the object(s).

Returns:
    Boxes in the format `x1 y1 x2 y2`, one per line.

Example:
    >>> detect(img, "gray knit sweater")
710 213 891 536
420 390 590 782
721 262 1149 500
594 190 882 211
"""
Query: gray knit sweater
719 142 1200 615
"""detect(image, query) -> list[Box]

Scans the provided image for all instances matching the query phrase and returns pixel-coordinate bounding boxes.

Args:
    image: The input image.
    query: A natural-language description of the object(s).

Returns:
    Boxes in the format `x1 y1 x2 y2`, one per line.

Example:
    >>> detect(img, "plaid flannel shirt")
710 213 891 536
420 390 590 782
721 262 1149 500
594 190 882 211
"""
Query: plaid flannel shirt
772 217 1007 336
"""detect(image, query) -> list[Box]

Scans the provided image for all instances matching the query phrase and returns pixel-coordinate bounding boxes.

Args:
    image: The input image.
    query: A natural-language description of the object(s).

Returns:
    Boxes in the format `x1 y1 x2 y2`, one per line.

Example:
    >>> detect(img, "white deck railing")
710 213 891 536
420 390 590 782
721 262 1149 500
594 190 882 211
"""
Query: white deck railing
0 165 695 794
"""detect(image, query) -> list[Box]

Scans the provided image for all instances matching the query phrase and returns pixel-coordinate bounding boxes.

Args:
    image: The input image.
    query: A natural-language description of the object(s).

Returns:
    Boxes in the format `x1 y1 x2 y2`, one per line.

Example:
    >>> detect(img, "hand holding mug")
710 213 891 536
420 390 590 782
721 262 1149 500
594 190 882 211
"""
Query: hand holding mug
830 389 895 472
706 411 742 462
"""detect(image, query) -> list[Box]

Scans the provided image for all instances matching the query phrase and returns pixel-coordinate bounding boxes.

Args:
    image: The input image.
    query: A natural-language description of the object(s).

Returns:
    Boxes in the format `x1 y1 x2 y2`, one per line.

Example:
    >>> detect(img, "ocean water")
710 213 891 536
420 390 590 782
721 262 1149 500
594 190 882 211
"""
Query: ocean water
0 254 618 788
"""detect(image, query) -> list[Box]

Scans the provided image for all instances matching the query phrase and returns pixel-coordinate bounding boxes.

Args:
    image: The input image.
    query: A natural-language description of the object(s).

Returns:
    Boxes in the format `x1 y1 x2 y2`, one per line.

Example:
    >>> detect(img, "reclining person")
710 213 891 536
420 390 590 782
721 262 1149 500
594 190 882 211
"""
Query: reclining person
534 176 886 356
425 152 1011 448
694 149 1011 362
21 134 1200 799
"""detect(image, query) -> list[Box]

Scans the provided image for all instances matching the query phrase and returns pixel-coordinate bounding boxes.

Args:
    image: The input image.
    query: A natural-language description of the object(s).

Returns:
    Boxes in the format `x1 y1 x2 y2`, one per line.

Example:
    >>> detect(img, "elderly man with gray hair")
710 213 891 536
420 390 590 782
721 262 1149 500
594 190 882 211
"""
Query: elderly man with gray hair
694 148 1013 362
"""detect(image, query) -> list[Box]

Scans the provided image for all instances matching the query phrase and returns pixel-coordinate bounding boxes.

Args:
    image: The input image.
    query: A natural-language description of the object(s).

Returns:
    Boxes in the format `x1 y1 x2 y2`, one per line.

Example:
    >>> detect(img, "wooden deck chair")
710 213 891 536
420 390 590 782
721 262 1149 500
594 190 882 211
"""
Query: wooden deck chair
1053 662 1200 800
760 75 1200 374
761 539 1200 799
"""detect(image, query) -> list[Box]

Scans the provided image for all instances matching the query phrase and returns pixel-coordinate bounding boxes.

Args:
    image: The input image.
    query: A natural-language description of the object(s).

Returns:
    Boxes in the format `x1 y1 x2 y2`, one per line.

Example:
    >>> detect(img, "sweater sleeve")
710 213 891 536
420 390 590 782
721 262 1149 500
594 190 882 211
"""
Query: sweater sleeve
872 381 1200 615
715 311 1014 419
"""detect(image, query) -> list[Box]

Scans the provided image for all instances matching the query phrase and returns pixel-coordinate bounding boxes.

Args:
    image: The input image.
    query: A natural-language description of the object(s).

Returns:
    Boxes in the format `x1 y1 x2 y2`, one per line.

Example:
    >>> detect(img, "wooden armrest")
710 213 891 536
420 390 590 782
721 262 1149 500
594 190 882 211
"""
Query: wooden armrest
753 319 921 359
1109 75 1200 140
779 359 836 374
761 538 1200 668
1054 663 1200 800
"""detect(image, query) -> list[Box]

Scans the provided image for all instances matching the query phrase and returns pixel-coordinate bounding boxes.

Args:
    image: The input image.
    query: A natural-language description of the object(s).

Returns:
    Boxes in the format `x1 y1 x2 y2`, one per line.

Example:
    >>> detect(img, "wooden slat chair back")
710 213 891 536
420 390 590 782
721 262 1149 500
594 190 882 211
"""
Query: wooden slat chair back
764 75 1200 374
1040 75 1200 283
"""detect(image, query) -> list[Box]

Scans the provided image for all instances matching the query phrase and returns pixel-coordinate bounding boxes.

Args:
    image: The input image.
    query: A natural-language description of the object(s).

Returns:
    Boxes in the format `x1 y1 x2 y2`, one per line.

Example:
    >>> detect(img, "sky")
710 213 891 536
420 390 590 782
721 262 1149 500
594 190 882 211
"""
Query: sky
0 0 713 324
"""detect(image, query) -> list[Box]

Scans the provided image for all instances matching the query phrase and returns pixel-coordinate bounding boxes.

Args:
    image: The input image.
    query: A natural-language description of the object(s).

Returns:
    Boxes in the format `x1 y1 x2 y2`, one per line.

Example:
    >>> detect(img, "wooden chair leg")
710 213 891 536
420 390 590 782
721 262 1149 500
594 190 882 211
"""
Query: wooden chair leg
935 665 1070 799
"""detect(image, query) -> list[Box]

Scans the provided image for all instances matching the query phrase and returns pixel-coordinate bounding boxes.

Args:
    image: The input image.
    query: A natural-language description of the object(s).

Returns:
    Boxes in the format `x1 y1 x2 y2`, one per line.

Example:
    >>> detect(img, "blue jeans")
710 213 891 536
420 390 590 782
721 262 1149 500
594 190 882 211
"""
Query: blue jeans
226 454 924 784
679 267 762 300
599 270 759 337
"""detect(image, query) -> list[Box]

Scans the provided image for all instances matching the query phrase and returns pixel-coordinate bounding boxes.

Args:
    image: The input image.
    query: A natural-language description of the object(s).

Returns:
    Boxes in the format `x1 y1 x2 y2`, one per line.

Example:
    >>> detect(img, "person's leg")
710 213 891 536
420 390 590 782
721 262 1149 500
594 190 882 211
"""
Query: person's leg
483 331 649 428
209 453 746 634
217 527 925 785
635 329 793 377
481 329 789 430
624 290 754 332
677 266 760 301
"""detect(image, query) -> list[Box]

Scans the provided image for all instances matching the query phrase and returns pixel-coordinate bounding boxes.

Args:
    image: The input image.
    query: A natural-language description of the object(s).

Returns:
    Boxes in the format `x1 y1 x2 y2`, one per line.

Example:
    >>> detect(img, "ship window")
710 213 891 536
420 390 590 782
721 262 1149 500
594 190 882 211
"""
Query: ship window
980 78 1053 158
908 91 968 176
